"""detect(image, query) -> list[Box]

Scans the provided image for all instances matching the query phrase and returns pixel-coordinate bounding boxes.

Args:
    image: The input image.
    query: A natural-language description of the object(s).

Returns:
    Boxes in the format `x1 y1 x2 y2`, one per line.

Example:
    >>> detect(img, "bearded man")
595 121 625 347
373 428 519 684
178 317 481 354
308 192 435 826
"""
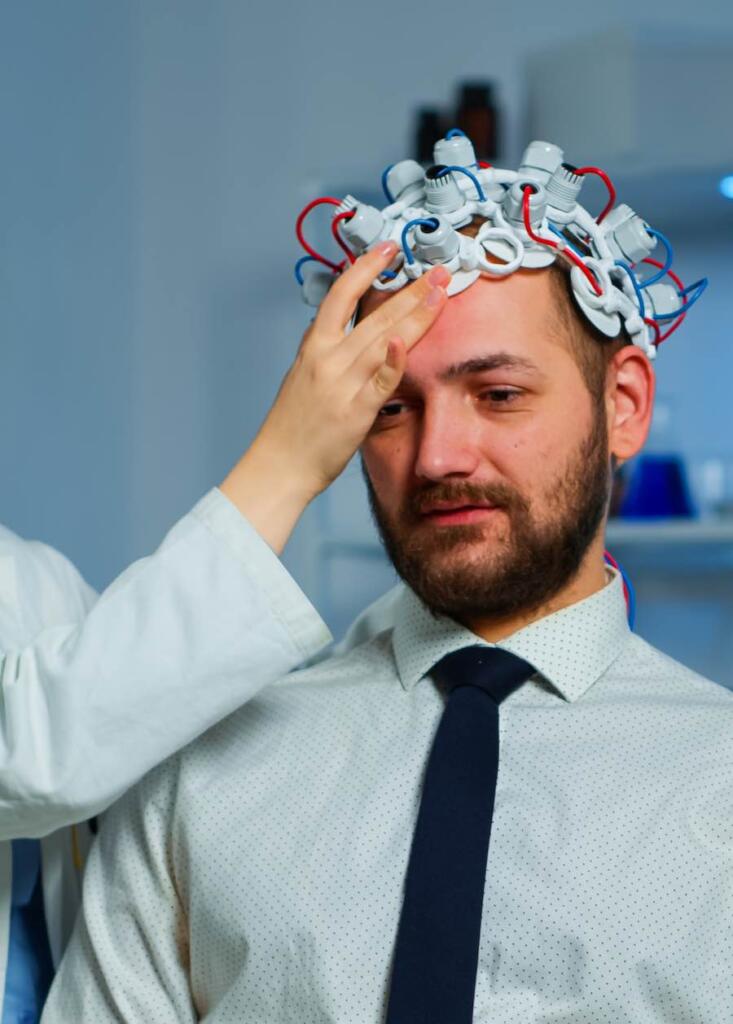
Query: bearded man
42 149 732 1023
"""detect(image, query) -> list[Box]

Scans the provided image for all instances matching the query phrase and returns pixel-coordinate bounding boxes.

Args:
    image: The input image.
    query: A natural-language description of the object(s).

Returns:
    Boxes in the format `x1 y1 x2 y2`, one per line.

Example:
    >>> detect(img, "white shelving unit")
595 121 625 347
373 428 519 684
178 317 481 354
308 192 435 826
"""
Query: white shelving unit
318 518 733 555
607 518 733 546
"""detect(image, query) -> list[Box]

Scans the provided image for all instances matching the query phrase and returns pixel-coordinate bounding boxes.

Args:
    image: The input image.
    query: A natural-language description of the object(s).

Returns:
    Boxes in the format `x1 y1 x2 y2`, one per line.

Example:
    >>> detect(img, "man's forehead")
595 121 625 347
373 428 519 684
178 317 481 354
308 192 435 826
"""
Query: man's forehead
391 273 570 379
361 265 558 330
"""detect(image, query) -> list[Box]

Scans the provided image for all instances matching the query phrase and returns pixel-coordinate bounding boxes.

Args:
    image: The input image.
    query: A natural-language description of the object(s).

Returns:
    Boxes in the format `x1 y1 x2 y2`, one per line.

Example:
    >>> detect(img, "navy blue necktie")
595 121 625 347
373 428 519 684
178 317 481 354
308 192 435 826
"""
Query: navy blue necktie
385 645 536 1024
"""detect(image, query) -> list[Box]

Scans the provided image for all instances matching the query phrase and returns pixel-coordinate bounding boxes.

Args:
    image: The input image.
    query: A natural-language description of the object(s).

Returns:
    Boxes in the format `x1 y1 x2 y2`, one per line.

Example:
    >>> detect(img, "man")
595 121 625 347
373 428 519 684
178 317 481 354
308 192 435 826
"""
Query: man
43 142 731 1022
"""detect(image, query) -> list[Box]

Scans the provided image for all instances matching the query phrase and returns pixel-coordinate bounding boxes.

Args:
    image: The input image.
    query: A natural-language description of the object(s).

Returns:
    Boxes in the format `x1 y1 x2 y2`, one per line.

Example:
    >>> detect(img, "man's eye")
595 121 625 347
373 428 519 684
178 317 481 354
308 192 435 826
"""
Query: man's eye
480 389 521 405
378 402 406 417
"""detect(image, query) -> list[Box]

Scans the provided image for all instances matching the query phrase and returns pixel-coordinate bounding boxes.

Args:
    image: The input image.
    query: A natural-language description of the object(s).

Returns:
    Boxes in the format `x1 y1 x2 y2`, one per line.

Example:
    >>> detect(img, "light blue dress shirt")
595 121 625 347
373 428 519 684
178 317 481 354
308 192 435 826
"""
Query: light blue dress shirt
42 570 733 1022
3 841 54 1024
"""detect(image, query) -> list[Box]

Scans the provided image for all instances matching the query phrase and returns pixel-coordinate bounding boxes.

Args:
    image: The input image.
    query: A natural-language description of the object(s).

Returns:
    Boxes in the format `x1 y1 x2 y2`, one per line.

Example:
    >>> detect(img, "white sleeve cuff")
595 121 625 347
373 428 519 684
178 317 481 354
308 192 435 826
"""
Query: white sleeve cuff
191 488 332 660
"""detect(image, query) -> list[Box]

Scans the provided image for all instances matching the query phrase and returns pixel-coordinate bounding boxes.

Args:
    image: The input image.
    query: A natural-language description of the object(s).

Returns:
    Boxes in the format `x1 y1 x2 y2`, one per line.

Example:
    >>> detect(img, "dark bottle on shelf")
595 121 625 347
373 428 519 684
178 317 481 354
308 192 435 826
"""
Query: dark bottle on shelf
414 107 447 165
454 81 499 161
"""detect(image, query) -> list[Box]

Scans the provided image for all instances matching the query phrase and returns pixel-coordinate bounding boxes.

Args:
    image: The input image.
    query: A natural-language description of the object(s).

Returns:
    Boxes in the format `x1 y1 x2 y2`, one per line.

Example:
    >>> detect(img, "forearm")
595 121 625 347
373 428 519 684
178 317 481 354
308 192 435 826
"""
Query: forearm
219 438 318 556
0 490 330 839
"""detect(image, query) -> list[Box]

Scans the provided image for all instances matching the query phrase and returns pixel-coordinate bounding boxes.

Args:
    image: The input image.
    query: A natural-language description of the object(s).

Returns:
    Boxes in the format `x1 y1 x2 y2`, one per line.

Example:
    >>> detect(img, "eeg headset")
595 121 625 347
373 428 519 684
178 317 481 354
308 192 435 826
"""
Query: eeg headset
294 129 708 357
294 130 710 629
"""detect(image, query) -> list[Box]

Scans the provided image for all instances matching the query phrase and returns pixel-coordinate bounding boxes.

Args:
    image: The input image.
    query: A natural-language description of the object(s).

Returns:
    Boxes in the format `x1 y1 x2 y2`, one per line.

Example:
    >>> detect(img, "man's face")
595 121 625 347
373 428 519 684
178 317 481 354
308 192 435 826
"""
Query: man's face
360 269 612 624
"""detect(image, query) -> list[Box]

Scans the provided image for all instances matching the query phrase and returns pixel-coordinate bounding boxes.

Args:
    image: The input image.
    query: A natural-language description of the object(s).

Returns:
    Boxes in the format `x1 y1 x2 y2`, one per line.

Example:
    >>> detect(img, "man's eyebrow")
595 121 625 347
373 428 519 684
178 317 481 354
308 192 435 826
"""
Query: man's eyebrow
438 353 543 381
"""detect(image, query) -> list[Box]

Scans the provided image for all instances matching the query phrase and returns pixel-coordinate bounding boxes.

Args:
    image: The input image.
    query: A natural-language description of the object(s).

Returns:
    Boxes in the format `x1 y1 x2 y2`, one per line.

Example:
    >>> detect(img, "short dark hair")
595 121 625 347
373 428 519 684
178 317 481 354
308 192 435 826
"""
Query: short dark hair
458 217 629 404
545 261 629 404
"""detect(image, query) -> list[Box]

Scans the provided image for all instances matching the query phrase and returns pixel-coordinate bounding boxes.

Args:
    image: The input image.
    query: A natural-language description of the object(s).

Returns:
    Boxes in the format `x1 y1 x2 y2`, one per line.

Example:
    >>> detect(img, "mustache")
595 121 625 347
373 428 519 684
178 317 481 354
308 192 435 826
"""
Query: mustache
406 480 528 518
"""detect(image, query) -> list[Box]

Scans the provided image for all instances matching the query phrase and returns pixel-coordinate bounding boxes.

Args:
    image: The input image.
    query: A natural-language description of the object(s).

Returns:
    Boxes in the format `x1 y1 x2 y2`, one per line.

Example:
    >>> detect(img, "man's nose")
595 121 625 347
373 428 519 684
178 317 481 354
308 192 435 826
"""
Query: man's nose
413 400 482 482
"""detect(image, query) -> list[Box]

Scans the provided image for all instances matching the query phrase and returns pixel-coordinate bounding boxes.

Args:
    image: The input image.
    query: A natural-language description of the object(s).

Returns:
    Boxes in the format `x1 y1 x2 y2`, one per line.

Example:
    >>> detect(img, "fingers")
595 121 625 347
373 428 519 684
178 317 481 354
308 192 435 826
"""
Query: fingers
374 336 408 395
358 264 451 339
394 282 449 353
314 241 400 337
356 336 408 409
340 265 452 366
345 281 448 384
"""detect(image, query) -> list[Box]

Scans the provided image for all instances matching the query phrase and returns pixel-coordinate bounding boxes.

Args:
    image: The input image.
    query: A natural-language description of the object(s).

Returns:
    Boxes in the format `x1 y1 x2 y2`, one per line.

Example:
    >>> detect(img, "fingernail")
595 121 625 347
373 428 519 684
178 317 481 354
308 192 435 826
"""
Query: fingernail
427 265 451 286
377 240 398 257
426 287 445 308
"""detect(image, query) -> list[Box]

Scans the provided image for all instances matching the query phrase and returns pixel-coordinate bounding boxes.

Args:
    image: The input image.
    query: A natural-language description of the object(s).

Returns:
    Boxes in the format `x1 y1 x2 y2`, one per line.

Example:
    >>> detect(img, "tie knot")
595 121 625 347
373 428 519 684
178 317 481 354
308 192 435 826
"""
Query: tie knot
431 645 535 704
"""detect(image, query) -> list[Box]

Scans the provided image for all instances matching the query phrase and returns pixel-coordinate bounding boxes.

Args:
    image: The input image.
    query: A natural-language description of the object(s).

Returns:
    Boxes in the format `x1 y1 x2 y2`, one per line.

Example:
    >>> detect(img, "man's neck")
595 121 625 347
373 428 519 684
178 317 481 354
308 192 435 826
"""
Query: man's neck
465 535 610 644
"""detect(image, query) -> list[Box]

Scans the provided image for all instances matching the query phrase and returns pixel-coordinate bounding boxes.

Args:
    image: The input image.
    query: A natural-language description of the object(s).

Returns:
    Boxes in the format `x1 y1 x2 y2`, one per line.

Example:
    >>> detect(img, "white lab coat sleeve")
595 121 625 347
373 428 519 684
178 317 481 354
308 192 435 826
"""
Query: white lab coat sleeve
40 759 195 1024
0 488 331 840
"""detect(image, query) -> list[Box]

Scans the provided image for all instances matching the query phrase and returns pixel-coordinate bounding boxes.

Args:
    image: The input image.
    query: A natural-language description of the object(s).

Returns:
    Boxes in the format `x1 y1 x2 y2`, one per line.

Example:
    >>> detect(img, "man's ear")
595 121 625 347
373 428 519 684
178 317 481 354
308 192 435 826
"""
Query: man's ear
606 346 655 468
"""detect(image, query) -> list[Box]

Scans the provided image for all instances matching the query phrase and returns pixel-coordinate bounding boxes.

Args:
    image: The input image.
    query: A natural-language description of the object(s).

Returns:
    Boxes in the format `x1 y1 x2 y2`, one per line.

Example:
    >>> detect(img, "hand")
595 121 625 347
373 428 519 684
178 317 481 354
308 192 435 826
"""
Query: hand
221 242 451 553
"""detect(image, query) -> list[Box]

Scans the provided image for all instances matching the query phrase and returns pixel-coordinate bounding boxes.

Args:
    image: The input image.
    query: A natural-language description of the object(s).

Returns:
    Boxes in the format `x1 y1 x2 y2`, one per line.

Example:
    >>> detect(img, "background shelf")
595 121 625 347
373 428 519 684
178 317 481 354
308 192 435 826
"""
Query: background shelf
606 518 733 545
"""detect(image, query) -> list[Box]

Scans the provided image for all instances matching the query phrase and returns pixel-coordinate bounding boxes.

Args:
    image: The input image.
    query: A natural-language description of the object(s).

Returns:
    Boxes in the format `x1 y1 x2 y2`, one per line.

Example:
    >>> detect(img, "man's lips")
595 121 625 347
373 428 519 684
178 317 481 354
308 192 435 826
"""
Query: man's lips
419 503 500 526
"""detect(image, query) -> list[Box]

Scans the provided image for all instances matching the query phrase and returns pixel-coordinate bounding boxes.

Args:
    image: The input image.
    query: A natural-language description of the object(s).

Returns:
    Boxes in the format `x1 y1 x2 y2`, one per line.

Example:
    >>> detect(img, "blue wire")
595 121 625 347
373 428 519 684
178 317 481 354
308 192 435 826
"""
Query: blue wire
401 217 439 265
379 270 398 281
676 277 709 312
436 164 486 203
620 562 637 630
445 128 467 139
547 223 587 259
681 276 708 296
640 228 674 288
381 164 396 204
614 260 646 318
605 553 636 629
652 277 709 320
294 256 319 285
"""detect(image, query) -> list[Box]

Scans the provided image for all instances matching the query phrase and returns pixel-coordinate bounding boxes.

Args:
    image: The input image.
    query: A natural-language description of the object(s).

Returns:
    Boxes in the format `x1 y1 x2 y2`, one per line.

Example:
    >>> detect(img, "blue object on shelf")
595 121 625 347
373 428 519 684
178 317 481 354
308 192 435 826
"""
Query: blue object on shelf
620 454 696 518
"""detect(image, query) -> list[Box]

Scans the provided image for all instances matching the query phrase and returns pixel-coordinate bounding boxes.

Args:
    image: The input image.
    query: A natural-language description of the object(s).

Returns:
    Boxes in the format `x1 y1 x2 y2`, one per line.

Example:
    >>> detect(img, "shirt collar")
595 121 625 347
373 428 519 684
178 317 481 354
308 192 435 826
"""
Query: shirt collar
391 569 630 703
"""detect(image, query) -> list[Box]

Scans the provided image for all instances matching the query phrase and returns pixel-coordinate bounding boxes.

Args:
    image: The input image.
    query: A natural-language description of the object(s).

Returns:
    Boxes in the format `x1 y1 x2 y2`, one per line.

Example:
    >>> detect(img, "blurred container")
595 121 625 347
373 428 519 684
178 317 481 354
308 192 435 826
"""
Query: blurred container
689 456 733 519
620 455 696 518
454 81 500 161
414 108 448 165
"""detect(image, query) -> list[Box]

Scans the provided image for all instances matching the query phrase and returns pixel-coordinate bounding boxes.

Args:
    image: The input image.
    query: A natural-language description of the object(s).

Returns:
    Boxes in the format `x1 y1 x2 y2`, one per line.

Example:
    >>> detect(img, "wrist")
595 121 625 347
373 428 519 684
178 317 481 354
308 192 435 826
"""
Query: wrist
243 436 324 505
219 441 320 555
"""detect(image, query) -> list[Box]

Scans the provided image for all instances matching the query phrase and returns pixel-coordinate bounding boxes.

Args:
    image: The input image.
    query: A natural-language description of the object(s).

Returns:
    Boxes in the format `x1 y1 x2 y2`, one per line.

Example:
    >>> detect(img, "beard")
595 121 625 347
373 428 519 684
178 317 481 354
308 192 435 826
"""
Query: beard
364 409 611 624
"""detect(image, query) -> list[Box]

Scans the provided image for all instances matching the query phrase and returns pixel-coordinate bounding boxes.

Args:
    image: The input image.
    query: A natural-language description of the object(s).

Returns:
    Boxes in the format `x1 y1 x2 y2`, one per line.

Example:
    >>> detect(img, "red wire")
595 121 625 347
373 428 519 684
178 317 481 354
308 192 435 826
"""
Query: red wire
331 210 357 264
521 187 559 250
642 257 687 344
522 188 602 297
575 166 617 223
603 549 618 570
657 317 686 343
478 160 492 169
643 317 662 346
642 257 685 292
606 552 634 606
296 197 345 273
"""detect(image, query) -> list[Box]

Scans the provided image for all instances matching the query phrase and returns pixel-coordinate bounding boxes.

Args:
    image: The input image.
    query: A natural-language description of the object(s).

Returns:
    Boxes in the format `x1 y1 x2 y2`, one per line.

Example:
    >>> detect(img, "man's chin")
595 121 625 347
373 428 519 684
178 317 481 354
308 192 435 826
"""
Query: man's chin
406 535 512 583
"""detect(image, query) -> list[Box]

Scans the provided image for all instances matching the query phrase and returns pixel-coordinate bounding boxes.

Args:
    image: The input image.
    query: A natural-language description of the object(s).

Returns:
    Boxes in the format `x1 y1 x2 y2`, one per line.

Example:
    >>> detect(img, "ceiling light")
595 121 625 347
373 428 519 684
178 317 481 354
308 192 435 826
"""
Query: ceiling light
719 175 733 200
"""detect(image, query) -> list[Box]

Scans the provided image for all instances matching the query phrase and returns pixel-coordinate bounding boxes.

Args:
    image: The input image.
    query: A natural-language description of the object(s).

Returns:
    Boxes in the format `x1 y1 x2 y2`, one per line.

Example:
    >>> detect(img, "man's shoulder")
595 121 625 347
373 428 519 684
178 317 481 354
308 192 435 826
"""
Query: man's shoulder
618 631 733 706
175 630 399 772
278 628 397 694
244 627 399 723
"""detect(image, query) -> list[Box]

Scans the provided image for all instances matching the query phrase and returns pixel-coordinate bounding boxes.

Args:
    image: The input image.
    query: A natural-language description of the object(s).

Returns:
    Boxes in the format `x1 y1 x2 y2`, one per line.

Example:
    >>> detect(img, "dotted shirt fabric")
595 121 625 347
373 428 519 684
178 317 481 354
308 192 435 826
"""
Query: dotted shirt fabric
42 572 733 1023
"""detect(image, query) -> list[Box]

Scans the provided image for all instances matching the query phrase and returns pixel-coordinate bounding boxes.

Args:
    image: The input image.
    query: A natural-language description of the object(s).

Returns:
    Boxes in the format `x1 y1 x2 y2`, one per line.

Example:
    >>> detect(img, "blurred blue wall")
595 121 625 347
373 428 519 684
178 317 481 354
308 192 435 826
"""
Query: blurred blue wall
0 1 732 673
0 2 134 583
